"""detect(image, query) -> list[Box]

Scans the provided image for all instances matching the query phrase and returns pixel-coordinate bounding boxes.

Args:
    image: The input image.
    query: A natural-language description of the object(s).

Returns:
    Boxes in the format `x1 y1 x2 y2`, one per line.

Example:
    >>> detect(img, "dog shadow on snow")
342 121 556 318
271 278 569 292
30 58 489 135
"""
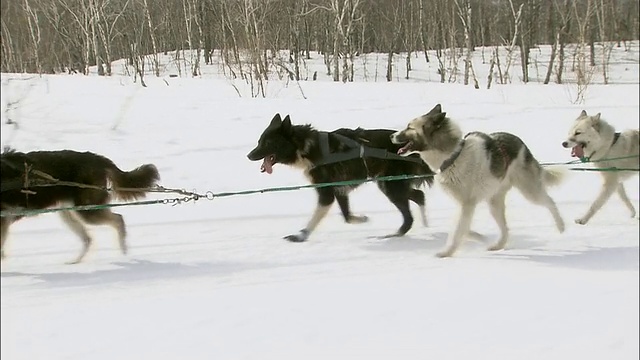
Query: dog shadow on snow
362 231 541 254
363 231 638 271
492 246 639 272
0 259 270 288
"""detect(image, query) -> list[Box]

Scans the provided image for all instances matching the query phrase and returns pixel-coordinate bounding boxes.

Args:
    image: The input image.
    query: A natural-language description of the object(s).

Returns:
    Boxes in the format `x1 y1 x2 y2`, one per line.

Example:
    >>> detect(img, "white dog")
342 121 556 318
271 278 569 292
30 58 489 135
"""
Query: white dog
391 104 566 258
562 110 640 224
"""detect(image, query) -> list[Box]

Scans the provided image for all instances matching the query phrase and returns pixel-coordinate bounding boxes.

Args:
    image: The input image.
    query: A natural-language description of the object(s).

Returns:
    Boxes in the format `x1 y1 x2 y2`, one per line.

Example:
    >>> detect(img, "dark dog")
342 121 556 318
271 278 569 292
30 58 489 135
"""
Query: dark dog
247 113 434 242
1 148 160 263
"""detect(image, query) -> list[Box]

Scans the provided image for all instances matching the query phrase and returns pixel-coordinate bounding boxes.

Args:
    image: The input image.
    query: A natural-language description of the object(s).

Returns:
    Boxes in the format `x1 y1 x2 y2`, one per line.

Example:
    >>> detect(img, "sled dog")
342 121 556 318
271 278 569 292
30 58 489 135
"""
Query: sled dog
1 148 160 263
391 104 565 257
562 110 640 224
247 113 434 242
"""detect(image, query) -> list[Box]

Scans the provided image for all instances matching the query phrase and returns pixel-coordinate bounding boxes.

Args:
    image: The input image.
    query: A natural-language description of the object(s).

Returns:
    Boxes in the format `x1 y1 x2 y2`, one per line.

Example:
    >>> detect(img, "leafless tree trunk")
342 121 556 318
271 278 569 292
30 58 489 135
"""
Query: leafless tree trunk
595 0 613 84
487 49 496 89
418 0 429 63
23 0 42 74
142 0 160 77
572 0 596 102
503 0 524 84
454 0 474 86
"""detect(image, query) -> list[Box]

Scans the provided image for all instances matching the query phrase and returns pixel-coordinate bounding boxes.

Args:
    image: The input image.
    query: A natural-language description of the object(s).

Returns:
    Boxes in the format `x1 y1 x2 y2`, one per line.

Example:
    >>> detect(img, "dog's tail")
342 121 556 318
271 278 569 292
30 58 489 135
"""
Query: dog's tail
107 163 160 201
542 166 567 187
411 158 436 188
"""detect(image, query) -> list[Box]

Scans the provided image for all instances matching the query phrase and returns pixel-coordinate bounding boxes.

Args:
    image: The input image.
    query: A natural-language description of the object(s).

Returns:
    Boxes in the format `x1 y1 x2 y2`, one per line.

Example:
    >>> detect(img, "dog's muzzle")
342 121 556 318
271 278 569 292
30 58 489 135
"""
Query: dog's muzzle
247 148 263 161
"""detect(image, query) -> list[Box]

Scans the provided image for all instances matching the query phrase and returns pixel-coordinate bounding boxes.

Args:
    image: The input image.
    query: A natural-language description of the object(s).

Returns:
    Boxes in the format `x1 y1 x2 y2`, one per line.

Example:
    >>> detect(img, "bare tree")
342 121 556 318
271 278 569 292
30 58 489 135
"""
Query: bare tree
23 0 42 74
572 0 596 102
141 0 159 77
502 0 524 84
454 0 478 88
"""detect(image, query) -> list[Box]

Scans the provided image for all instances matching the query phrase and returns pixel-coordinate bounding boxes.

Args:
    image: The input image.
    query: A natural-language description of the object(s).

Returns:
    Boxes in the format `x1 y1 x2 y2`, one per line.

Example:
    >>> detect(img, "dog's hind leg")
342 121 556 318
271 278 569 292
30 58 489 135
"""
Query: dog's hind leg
336 194 369 224
616 183 637 218
1 217 10 260
379 181 414 238
76 209 127 256
409 189 428 227
514 177 565 232
60 210 93 264
437 203 477 258
487 190 509 251
285 187 334 243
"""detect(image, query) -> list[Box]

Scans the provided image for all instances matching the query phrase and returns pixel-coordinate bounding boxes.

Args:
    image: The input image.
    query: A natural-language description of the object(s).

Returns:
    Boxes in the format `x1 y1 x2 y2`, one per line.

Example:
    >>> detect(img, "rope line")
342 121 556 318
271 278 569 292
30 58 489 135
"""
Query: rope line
1 154 638 218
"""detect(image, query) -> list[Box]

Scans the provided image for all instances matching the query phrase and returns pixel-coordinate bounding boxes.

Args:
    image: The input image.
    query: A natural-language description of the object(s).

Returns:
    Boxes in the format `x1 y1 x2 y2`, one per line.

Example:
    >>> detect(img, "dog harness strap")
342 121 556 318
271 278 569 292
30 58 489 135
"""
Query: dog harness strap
612 132 621 146
584 132 622 163
313 132 423 169
314 132 362 167
439 139 466 173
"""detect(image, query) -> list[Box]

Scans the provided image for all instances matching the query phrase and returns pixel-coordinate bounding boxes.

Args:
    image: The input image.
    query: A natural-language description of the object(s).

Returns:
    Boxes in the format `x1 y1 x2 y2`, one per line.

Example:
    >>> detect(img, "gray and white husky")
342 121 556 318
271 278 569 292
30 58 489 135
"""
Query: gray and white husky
562 110 640 224
391 104 566 258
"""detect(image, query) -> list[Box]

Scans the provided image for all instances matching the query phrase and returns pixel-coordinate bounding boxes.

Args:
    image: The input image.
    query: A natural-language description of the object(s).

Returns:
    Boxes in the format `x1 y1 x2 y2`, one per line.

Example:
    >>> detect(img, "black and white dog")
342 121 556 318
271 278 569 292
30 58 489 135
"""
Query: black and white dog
247 113 434 242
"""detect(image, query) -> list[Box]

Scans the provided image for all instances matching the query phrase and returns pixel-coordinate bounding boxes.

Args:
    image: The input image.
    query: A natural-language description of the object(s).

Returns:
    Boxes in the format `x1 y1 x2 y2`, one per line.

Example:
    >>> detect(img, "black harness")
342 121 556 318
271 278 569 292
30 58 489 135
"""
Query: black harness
438 139 466 173
613 132 621 146
584 132 621 162
311 132 424 170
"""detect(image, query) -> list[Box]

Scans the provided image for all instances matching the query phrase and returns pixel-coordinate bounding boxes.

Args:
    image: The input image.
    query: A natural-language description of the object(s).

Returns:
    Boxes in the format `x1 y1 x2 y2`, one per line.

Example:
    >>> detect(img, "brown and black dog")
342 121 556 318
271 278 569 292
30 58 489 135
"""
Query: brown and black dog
1 148 160 264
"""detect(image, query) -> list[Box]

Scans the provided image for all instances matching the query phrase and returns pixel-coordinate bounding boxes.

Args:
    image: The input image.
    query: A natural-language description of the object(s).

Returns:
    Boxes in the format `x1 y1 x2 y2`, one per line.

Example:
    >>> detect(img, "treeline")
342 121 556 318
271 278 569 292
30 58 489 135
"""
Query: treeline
1 0 638 82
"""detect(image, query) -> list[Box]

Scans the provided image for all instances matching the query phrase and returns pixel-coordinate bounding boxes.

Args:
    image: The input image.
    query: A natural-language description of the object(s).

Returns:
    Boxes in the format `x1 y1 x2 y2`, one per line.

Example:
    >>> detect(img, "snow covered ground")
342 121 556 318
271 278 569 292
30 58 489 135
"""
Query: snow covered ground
1 43 639 360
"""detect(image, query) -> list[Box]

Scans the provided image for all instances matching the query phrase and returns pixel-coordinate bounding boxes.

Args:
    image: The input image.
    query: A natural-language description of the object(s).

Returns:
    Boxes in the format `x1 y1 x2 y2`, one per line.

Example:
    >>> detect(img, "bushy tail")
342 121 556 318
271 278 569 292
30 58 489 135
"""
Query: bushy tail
542 166 567 187
411 157 436 188
108 164 160 201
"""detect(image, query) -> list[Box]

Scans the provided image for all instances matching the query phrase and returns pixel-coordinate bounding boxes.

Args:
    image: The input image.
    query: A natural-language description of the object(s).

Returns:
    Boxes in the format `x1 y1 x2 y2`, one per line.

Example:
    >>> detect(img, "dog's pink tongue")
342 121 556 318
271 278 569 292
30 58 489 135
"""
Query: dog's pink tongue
260 157 274 174
397 143 410 155
571 145 584 158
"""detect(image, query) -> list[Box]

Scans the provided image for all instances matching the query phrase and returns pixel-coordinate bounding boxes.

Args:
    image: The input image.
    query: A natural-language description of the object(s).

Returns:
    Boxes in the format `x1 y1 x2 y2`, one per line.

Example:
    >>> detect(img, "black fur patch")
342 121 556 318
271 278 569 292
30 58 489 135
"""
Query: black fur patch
467 131 526 178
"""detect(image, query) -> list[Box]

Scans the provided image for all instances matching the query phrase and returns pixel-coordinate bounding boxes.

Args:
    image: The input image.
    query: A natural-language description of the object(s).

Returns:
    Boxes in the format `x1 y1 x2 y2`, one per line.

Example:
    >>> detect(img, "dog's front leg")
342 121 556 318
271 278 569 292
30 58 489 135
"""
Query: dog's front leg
437 203 476 258
284 187 335 242
576 179 618 225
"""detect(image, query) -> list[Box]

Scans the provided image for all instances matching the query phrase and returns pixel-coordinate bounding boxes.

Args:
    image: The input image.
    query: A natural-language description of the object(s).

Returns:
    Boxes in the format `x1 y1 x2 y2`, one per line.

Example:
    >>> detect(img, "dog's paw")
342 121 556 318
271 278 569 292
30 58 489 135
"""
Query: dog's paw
284 229 309 243
347 215 369 224
574 218 588 225
488 243 506 252
376 232 403 239
435 249 455 258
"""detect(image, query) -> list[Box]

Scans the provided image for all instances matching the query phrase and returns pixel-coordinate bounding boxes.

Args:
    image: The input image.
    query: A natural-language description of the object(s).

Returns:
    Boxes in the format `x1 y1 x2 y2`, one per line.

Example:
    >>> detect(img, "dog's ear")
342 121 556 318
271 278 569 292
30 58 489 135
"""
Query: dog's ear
433 112 447 124
425 112 447 134
267 113 282 131
590 112 601 130
579 110 588 117
282 115 293 134
270 113 282 125
427 104 442 115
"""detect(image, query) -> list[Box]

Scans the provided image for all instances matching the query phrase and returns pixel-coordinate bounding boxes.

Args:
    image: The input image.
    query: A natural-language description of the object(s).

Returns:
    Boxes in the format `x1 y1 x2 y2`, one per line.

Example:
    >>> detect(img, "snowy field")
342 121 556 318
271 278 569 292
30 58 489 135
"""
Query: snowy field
1 43 639 360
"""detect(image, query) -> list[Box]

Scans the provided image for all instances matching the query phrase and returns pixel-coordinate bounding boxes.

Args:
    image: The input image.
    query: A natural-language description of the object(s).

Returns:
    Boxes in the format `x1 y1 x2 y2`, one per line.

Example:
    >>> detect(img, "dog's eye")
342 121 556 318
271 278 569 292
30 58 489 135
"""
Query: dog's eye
574 131 581 136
